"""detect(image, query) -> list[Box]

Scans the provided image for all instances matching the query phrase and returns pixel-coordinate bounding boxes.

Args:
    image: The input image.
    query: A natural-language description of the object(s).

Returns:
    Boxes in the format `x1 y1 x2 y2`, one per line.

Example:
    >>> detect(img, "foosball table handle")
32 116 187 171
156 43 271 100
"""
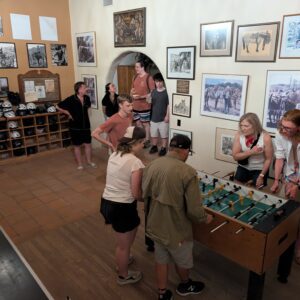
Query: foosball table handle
210 221 228 233
235 227 245 234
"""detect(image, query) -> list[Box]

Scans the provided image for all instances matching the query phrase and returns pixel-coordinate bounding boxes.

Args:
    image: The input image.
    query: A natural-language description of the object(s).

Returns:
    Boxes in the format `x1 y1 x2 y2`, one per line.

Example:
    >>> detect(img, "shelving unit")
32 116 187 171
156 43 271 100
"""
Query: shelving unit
0 112 71 163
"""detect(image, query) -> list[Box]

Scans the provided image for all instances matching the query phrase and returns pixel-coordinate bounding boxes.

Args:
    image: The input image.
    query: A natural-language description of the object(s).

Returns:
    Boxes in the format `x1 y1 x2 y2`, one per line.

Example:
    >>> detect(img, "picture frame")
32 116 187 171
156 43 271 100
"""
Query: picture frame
200 20 234 57
0 42 18 68
75 32 96 67
81 74 98 109
50 44 68 66
169 128 193 155
279 14 300 58
114 7 146 47
167 46 196 80
200 73 249 121
172 93 192 118
27 43 47 68
235 22 280 62
215 127 237 164
0 77 9 97
262 70 300 133
0 16 3 37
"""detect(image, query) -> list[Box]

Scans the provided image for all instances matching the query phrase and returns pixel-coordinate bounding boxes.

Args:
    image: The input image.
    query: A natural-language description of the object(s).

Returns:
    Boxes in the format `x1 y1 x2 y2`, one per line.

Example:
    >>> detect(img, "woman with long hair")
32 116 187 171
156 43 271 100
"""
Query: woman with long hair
101 82 119 119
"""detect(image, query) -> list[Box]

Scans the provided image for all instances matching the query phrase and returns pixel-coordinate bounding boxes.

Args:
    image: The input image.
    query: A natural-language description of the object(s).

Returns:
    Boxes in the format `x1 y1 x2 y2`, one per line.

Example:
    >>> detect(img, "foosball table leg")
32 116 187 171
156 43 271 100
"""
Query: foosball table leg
247 271 265 300
277 241 295 283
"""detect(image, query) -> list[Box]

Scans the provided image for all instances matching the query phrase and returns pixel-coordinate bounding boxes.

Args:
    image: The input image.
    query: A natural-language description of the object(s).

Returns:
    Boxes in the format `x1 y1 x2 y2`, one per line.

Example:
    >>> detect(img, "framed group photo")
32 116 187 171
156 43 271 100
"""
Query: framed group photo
81 74 98 109
200 73 249 121
169 128 193 155
235 22 280 62
215 127 237 164
200 20 234 57
263 70 300 133
172 94 192 118
0 42 18 68
167 46 196 80
75 32 96 67
27 43 47 68
0 77 9 97
114 7 146 47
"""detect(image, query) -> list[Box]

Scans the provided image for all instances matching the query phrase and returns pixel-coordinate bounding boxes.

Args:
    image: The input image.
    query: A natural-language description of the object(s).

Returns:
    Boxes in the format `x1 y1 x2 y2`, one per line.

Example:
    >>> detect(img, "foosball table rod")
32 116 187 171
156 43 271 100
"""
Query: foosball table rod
210 221 228 233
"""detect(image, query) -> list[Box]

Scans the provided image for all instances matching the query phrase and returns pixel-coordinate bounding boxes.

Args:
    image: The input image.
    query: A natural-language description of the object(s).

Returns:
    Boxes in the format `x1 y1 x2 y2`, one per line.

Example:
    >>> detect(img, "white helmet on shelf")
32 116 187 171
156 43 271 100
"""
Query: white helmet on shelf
8 120 18 129
47 105 56 113
2 100 12 112
4 110 16 118
10 130 21 139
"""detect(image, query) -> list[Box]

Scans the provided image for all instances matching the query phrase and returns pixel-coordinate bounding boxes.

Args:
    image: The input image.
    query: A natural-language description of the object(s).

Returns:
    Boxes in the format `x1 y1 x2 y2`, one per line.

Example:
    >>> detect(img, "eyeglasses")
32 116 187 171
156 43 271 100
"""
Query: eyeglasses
280 124 297 132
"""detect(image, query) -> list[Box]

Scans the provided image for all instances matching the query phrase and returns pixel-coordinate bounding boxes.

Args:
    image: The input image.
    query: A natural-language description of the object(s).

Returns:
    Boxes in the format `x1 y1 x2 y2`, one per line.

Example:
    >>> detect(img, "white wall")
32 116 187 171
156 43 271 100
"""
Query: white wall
68 0 300 174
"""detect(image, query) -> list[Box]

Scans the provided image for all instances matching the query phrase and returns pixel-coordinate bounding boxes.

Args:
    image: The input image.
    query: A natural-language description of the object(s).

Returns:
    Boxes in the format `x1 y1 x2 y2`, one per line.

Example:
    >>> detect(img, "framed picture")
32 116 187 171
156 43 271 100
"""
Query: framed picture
27 43 47 68
0 42 18 68
200 20 234 57
172 94 192 118
0 16 3 36
81 74 98 109
75 32 96 66
279 14 300 58
263 70 300 133
114 7 146 47
50 44 68 66
215 127 237 164
169 128 193 155
167 46 196 80
200 73 249 121
0 77 9 97
235 22 280 62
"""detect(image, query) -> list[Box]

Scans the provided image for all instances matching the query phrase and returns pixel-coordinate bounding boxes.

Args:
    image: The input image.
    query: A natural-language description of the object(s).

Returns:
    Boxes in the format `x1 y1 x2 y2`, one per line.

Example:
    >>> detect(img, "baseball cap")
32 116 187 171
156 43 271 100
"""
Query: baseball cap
118 126 146 144
169 134 193 152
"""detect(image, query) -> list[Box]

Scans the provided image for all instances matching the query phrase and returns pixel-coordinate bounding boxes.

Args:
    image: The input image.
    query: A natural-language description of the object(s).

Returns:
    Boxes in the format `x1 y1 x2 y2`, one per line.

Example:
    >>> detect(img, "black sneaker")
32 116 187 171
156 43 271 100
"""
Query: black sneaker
144 140 151 149
158 289 173 300
176 279 205 296
149 145 158 154
159 147 167 156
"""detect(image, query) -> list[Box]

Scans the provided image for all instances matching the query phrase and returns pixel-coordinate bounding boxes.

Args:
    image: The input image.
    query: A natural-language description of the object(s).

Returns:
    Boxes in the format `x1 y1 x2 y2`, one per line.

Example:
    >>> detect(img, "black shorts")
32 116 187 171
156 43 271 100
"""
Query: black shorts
70 128 91 146
234 166 268 186
100 197 140 233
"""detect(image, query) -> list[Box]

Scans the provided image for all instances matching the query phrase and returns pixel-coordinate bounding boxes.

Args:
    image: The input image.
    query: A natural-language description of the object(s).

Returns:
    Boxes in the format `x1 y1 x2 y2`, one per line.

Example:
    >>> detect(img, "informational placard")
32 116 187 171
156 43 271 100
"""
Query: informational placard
10 13 32 40
39 16 58 41
176 80 190 94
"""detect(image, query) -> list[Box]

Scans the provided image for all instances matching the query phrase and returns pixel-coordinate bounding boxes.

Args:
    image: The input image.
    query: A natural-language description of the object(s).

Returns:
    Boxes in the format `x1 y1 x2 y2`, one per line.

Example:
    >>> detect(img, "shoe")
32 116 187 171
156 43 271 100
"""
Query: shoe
176 279 205 296
88 162 97 168
159 148 167 156
77 165 83 170
115 255 134 271
144 140 151 149
117 270 142 285
149 145 158 154
158 289 173 300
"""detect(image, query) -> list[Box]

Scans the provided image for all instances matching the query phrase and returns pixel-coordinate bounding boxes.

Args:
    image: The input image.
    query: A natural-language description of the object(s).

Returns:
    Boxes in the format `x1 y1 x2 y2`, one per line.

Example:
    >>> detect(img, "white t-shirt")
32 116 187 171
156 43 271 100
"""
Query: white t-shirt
102 152 145 203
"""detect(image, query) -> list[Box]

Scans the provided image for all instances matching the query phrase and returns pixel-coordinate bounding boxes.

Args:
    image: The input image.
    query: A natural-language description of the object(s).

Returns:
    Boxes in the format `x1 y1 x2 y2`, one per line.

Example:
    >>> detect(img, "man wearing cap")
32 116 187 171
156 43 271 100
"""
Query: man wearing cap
142 134 213 300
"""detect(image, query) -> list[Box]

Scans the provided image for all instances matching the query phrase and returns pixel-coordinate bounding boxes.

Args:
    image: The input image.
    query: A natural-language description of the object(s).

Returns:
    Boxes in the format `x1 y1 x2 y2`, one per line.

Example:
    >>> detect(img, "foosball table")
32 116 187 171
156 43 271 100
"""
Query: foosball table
193 171 300 300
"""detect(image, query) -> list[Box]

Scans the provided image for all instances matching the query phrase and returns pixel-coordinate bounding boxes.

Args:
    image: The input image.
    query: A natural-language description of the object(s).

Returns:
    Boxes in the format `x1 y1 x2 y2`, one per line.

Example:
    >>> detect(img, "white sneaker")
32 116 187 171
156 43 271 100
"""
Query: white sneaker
88 162 97 168
77 165 84 170
117 270 142 285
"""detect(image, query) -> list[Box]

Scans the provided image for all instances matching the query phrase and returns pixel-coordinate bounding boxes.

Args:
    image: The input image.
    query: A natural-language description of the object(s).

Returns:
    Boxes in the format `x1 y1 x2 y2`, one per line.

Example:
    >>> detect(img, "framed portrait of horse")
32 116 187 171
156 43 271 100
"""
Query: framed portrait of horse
27 43 47 68
235 22 280 62
172 94 192 118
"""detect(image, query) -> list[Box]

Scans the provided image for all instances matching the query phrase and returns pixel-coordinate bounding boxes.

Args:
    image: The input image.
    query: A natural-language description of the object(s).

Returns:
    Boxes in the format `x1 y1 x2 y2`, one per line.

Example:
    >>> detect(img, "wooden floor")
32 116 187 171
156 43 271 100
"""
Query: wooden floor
0 148 299 299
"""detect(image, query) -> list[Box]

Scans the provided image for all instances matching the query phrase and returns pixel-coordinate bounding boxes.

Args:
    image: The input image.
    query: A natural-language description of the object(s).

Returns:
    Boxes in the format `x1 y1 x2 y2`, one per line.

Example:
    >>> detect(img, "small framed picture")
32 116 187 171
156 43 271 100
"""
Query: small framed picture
0 77 9 97
215 127 237 164
50 44 68 66
75 32 96 67
27 43 47 68
172 94 192 118
200 20 234 57
0 16 3 36
235 22 280 62
279 14 300 58
167 46 196 80
263 70 300 133
200 73 249 121
0 42 18 68
169 128 193 155
81 74 98 109
114 8 146 47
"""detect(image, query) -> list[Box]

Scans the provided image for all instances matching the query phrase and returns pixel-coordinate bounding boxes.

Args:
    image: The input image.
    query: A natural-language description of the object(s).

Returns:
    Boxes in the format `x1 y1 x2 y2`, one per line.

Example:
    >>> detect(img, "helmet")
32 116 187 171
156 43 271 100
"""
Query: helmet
4 110 16 118
2 100 12 112
36 105 46 114
47 105 56 113
8 120 18 129
44 102 53 109
12 139 23 148
10 130 21 139
0 131 8 140
36 126 46 134
36 116 46 125
26 102 36 115
24 127 35 136
0 104 3 117
16 104 27 116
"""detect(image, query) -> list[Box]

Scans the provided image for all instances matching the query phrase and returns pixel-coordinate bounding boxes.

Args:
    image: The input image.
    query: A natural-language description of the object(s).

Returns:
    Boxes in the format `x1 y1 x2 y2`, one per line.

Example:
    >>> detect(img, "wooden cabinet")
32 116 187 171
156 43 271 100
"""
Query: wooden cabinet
0 112 71 163
117 65 136 95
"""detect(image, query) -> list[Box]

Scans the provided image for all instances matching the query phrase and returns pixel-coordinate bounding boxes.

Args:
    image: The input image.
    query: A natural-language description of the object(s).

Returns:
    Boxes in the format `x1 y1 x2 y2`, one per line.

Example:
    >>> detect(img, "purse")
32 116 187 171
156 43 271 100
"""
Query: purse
237 134 260 166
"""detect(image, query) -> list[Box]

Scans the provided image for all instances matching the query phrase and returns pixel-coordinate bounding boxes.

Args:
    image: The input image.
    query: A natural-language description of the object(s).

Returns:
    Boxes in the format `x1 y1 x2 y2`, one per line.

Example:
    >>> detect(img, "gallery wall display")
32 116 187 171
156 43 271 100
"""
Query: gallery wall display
169 128 193 155
81 74 98 109
235 22 280 62
50 44 68 66
263 70 300 133
27 43 47 68
75 32 96 67
200 20 234 57
200 73 249 121
167 46 196 80
215 127 237 164
279 14 300 58
0 16 3 36
0 77 9 97
0 42 18 68
172 93 192 118
114 7 146 47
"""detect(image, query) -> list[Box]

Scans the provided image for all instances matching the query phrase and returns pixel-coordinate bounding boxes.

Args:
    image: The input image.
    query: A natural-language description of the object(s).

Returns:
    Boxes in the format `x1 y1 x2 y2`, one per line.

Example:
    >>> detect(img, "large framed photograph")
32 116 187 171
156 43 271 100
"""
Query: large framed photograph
200 20 234 57
0 77 9 97
169 128 193 155
279 14 300 58
50 44 68 66
167 46 196 80
81 74 98 109
263 70 300 133
75 32 96 67
27 43 47 68
114 7 146 47
235 22 280 62
200 73 249 121
0 42 18 68
172 94 192 118
215 127 237 164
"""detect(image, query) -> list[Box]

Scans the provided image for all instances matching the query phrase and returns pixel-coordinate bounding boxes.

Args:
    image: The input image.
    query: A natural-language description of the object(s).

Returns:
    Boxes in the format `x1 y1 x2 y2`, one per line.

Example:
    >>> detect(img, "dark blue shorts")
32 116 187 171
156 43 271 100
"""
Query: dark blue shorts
234 166 268 186
70 128 91 146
